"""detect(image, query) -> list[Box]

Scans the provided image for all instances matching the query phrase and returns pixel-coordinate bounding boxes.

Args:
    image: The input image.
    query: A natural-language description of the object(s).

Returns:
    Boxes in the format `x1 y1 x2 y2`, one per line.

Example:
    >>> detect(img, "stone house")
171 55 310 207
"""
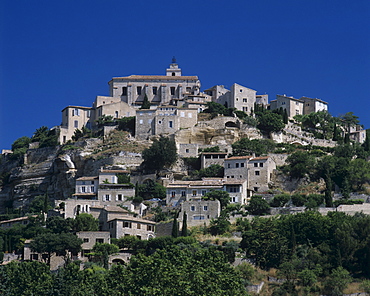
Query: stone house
108 59 201 108
248 156 276 193
224 155 276 193
178 199 220 227
270 94 328 119
107 217 156 240
166 178 224 207
135 107 198 140
205 83 265 113
98 169 134 204
0 215 37 229
73 176 98 199
200 152 228 169
76 231 111 257
223 180 250 204
59 105 93 144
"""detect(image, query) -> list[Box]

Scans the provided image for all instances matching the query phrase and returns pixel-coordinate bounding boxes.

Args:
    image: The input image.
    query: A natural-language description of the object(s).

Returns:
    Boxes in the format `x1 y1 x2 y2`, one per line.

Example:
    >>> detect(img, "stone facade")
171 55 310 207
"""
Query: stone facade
107 217 156 240
166 179 224 207
200 152 228 169
77 231 111 256
178 199 220 226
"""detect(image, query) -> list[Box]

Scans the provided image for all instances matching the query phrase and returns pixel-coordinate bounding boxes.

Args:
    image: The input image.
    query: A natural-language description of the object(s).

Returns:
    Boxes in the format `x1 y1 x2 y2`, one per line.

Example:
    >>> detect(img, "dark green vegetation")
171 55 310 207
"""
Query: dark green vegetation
0 237 248 296
141 136 177 172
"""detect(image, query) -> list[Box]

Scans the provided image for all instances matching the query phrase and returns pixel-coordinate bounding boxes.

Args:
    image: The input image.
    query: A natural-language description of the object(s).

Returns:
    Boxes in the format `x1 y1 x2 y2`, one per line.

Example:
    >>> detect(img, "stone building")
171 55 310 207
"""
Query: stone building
200 152 228 169
166 178 224 207
108 59 201 107
270 94 328 119
224 155 276 193
178 199 220 227
135 107 198 140
77 231 111 257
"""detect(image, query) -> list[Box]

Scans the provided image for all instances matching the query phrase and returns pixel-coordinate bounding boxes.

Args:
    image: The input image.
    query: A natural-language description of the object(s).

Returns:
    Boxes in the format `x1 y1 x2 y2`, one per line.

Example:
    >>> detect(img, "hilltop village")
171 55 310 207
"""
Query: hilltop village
1 59 370 295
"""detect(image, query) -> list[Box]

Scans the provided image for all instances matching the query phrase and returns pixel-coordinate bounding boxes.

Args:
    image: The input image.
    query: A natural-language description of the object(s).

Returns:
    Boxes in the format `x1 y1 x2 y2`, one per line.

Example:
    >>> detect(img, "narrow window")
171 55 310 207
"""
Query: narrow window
241 163 244 167
259 163 263 167
169 121 173 128
115 111 119 118
254 163 258 167
171 191 176 198
192 190 197 197
137 86 142 95
170 87 176 95
190 205 195 211
152 87 157 95
255 171 260 176
137 223 141 229
203 206 208 211
122 87 127 96
74 121 78 128
181 191 186 197
236 163 239 168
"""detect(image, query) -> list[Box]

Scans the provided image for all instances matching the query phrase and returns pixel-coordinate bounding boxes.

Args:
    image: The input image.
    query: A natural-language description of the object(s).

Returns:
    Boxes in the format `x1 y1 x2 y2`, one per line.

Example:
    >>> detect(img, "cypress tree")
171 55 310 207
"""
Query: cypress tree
172 213 179 238
181 211 188 237
140 94 151 109
283 109 288 124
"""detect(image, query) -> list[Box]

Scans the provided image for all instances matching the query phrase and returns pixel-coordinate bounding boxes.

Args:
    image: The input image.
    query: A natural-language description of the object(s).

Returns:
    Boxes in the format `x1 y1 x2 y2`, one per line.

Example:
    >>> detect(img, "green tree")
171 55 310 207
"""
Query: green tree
31 126 58 148
72 213 99 232
196 164 224 178
181 211 188 237
209 212 231 235
340 111 360 133
172 213 179 238
256 111 285 134
91 243 119 269
46 216 72 233
117 116 136 135
30 233 82 265
232 138 275 157
203 190 230 210
284 150 315 179
142 136 177 172
140 94 151 109
270 194 290 207
247 196 270 215
29 194 52 214
322 267 350 296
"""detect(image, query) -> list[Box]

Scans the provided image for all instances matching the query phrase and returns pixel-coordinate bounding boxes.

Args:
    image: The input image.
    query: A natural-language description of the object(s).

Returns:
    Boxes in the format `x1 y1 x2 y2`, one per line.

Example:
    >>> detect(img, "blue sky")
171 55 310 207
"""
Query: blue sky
1 0 369 149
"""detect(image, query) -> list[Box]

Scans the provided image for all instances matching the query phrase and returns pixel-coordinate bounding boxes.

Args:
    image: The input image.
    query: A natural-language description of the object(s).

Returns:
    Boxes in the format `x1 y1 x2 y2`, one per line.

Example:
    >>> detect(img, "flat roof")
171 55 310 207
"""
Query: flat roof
110 75 198 81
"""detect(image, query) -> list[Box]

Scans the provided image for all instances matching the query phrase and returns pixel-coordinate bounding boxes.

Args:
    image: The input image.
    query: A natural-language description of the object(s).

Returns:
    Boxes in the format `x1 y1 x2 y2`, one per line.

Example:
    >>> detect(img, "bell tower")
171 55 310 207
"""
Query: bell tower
166 56 182 76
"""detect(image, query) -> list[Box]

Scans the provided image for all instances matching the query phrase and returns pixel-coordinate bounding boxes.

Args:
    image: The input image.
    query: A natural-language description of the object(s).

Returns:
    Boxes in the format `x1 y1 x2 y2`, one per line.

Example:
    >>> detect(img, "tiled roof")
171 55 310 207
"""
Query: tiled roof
111 75 198 81
109 216 156 224
251 156 269 160
100 169 129 174
72 193 97 196
226 156 252 160
76 176 98 181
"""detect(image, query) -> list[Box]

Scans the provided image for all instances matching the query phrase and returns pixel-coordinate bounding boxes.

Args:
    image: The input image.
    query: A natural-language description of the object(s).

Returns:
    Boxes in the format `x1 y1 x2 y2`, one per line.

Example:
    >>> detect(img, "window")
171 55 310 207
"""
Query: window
254 163 258 167
171 191 176 198
243 107 248 112
227 163 231 168
255 171 260 176
240 89 243 92
137 223 141 229
139 119 143 124
203 206 208 211
186 87 191 93
181 191 186 197
243 98 247 102
90 186 95 192
124 222 132 228
254 187 259 192
169 121 173 128
96 238 104 244
180 112 185 117
259 163 263 167
158 120 162 124
72 108 80 116
81 186 86 193
190 206 196 211
201 190 207 196
137 86 142 95
241 163 244 167
185 149 189 153
228 186 239 193
115 111 119 118
236 163 239 168
296 110 299 115
152 87 157 95
83 238 89 243
188 113 192 118
147 225 154 231
87 110 91 117
172 72 175 76
105 194 110 201
170 87 176 95
122 87 127 96
117 194 122 201
193 215 205 220
74 121 78 128
232 197 236 202
192 190 197 197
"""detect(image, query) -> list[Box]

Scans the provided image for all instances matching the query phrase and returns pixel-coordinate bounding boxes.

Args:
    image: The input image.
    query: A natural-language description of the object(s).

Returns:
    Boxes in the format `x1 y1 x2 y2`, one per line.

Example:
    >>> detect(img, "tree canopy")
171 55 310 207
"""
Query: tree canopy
142 136 177 172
